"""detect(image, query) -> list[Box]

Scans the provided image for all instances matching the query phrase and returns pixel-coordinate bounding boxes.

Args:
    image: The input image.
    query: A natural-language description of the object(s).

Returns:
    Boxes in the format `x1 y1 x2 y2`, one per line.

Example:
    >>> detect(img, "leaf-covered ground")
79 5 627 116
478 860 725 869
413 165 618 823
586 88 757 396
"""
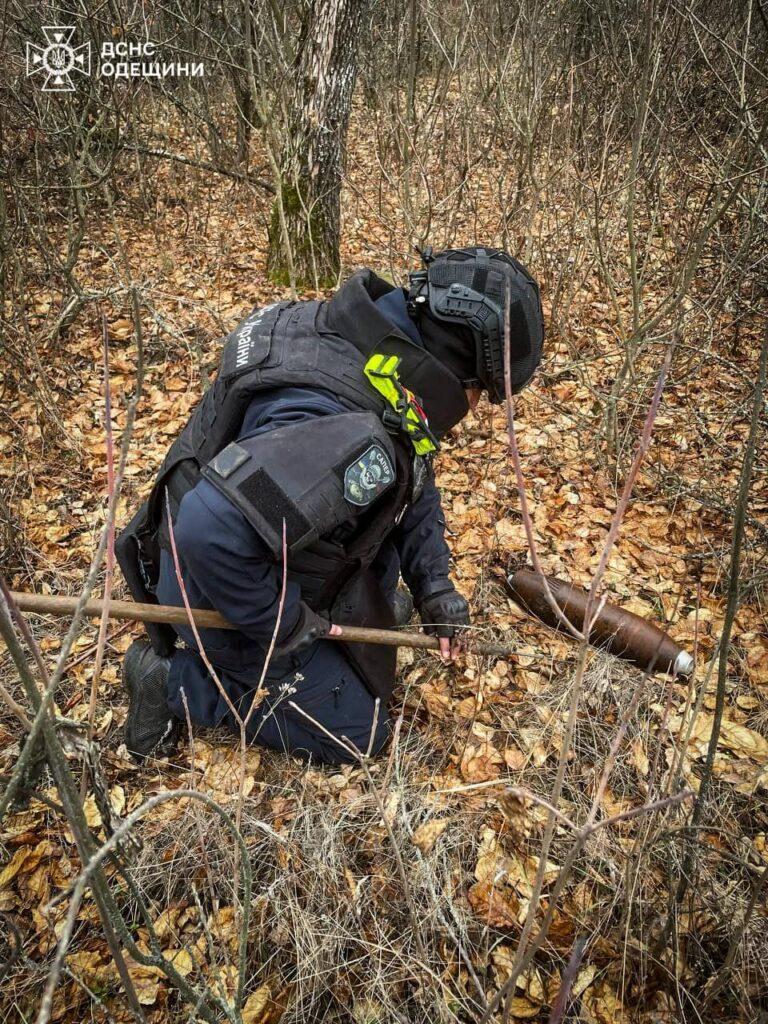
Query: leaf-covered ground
1 110 766 1023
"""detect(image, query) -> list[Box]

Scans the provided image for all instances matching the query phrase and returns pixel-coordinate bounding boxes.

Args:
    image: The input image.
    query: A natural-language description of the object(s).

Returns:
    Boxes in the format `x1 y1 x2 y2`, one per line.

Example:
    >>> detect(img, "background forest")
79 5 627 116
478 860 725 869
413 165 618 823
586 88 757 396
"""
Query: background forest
0 1 767 1022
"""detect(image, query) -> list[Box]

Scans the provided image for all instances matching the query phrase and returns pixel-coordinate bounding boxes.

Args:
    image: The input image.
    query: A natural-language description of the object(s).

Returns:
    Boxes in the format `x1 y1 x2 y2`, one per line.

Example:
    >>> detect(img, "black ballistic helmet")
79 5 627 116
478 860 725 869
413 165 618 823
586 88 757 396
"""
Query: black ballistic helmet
407 246 544 403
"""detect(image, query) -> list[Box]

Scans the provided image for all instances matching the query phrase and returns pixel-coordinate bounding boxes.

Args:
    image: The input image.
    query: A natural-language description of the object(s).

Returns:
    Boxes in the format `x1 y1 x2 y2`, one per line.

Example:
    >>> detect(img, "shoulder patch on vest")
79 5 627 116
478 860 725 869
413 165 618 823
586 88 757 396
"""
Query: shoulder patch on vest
344 444 395 506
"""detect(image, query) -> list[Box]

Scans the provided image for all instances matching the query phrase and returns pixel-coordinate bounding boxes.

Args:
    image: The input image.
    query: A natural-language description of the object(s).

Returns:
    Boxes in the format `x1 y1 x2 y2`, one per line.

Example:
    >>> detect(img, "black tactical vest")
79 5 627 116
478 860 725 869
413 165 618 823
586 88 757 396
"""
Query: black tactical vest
117 290 464 698
150 299 395 545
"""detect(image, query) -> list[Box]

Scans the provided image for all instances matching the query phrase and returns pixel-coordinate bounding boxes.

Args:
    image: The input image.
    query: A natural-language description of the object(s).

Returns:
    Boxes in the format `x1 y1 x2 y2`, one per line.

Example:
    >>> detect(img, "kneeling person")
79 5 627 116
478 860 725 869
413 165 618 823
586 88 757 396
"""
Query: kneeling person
117 246 544 764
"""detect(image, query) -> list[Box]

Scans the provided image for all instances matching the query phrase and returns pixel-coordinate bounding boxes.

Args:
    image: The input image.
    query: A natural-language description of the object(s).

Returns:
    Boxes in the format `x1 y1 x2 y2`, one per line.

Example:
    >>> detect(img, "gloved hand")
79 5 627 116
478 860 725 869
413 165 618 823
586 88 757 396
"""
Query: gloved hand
418 587 470 662
275 602 341 657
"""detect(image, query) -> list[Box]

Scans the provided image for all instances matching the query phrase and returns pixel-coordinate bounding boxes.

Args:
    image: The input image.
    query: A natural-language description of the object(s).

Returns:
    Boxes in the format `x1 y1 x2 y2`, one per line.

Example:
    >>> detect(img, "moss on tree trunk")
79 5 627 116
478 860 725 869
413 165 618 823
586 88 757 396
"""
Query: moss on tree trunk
266 181 339 289
265 0 366 291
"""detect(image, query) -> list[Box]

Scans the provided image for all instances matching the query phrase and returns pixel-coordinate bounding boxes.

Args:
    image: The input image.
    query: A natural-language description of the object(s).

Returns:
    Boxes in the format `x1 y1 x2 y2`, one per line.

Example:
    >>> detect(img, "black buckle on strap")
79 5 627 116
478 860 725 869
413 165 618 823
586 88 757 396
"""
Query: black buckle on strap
381 407 403 434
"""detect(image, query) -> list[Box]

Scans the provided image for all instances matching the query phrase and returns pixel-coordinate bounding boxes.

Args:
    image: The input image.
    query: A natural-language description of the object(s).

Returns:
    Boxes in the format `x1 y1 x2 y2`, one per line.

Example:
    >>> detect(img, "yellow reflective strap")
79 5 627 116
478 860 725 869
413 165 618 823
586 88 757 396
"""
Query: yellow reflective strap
364 352 437 455
402 403 434 455
364 353 403 409
410 432 435 456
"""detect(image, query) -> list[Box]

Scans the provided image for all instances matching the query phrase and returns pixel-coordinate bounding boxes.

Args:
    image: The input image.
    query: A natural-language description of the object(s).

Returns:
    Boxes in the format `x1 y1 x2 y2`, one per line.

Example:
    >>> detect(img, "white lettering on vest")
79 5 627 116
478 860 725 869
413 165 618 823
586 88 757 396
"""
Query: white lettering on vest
234 302 279 369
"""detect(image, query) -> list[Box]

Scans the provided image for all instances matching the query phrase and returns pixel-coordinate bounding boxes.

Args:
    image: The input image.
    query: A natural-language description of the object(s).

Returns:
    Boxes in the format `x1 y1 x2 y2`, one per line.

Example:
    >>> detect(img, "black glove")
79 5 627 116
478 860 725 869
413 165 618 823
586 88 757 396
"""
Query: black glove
274 602 331 657
418 587 470 638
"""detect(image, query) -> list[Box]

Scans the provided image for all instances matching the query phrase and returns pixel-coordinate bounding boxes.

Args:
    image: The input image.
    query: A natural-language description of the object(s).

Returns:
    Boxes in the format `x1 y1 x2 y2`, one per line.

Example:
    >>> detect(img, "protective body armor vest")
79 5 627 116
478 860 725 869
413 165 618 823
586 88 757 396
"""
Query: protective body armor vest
144 297 410 593
117 279 469 698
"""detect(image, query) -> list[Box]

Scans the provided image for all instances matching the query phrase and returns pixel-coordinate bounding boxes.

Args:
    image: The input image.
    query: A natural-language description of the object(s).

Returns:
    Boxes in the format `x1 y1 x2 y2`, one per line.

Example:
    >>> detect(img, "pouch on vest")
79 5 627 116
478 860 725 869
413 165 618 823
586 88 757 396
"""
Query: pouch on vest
115 500 177 657
201 412 398 557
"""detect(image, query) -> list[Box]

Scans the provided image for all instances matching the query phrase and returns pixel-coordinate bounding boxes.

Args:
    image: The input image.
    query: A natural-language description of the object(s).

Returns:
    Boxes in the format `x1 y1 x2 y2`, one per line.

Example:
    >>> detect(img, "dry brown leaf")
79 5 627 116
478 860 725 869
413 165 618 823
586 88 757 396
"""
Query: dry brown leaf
460 741 503 782
452 527 490 555
0 841 52 889
132 975 162 1006
671 713 768 762
420 682 452 720
467 879 520 928
495 518 527 550
0 847 35 889
209 905 239 953
66 949 116 988
516 726 550 766
200 754 259 801
109 317 133 339
491 943 515 982
470 828 560 928
718 719 768 760
499 791 535 840
503 747 527 770
507 996 541 1019
210 963 239 1002
581 980 630 1023
83 795 102 829
413 818 450 853
242 984 272 1023
572 963 598 999
165 947 194 977
522 967 546 1003
455 695 480 718
124 955 164 1006
152 904 189 941
475 828 558 899
629 736 649 777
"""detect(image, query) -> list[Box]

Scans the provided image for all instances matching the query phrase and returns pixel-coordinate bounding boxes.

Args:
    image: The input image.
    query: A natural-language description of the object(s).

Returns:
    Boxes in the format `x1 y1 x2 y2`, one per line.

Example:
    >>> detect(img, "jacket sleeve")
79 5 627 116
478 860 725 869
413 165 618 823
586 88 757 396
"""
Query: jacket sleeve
391 469 454 603
172 479 303 646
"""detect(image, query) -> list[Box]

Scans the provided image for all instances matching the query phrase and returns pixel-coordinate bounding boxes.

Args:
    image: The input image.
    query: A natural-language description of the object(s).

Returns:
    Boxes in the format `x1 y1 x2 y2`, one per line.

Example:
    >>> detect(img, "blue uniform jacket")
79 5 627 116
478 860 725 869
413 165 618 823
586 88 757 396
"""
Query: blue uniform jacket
155 289 454 677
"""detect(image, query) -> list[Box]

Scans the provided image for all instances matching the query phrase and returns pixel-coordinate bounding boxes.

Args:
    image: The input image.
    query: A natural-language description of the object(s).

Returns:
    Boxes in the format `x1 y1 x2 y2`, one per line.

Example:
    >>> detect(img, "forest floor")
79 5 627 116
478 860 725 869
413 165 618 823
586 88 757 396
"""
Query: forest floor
1 111 767 1023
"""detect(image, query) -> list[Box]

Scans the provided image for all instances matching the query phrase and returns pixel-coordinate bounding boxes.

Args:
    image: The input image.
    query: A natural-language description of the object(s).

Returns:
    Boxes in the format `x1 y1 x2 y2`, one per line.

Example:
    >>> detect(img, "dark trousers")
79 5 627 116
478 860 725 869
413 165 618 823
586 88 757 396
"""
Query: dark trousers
166 641 389 764
161 543 400 765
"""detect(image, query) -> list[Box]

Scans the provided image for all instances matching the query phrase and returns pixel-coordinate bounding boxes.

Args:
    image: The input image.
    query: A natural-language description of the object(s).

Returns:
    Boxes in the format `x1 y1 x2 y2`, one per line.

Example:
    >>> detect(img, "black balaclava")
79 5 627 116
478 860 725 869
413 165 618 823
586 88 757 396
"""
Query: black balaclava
418 307 477 386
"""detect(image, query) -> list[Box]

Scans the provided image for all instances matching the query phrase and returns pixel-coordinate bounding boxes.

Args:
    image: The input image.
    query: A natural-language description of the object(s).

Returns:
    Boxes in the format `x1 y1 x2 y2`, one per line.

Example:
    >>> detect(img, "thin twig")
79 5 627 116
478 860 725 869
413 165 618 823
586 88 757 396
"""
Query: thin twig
0 286 145 820
663 330 768 952
83 312 118 788
0 586 146 1024
502 284 584 641
365 697 382 759
548 935 588 1024
489 337 675 1024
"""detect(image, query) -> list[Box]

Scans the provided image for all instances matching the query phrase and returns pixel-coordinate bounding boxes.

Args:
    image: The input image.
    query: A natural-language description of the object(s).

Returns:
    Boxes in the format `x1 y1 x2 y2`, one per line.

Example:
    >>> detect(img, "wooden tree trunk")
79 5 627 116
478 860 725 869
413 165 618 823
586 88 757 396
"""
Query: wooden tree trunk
267 0 367 288
232 73 256 168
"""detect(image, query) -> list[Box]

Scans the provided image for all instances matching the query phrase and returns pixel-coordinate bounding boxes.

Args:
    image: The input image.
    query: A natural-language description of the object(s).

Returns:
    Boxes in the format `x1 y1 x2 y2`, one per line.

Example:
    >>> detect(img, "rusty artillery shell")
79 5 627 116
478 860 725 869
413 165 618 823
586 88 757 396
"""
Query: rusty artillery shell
505 568 693 677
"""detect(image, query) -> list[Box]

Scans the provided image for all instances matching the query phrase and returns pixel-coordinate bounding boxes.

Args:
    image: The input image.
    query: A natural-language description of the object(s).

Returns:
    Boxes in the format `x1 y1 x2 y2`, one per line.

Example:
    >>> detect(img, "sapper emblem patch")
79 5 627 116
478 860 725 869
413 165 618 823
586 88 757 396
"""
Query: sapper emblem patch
344 445 395 506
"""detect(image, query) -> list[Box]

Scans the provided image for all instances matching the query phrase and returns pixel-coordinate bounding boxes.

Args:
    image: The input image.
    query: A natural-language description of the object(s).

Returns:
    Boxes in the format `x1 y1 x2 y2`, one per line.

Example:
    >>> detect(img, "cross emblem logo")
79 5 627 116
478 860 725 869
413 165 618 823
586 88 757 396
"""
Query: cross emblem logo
26 26 91 92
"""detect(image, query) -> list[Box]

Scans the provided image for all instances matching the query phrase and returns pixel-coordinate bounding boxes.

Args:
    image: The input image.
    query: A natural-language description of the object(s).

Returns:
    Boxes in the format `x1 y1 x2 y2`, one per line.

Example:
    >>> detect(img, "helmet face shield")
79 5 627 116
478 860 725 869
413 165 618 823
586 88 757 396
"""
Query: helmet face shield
408 247 544 403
